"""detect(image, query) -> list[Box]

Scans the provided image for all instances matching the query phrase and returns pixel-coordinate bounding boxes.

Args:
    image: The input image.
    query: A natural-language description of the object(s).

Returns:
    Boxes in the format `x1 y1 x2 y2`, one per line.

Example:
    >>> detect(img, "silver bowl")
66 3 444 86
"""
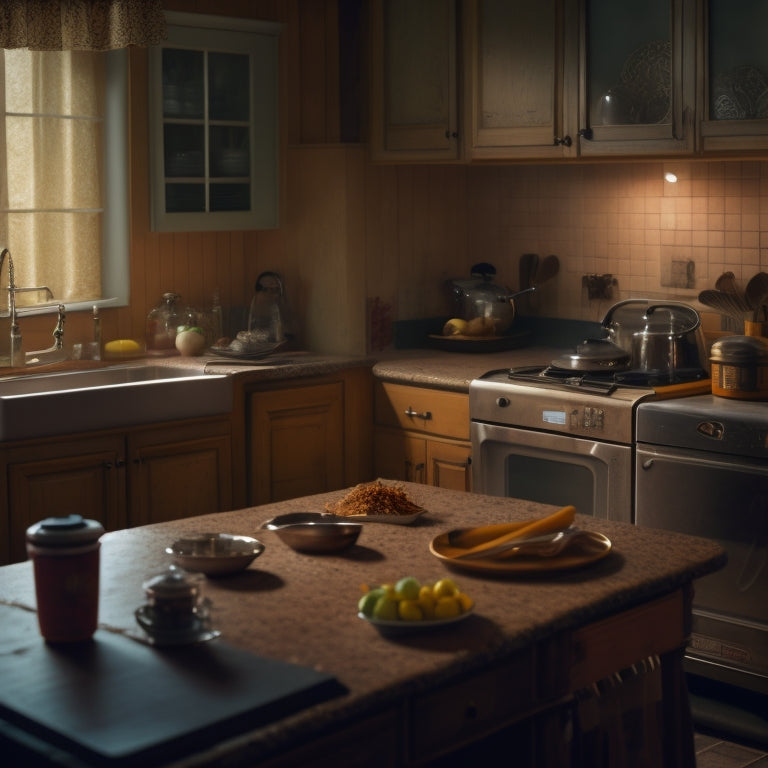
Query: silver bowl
260 512 362 553
166 533 265 576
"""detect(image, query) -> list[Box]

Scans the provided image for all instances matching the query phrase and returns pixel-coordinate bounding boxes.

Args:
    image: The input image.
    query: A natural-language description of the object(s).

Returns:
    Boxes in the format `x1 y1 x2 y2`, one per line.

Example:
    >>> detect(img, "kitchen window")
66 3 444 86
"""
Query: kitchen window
0 47 129 310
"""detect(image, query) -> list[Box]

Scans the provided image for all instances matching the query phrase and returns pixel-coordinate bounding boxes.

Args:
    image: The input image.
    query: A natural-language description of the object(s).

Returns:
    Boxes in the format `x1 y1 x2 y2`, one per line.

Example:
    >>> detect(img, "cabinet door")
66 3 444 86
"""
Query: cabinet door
128 419 232 526
249 383 344 505
148 12 280 231
579 0 695 156
464 0 579 159
5 437 125 564
374 427 427 483
370 0 459 161
700 0 768 151
426 439 472 492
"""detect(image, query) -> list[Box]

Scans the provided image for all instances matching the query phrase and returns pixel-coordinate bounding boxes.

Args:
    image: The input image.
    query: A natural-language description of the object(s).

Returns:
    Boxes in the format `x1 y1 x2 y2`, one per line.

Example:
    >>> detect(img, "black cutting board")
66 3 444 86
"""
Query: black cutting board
0 630 345 767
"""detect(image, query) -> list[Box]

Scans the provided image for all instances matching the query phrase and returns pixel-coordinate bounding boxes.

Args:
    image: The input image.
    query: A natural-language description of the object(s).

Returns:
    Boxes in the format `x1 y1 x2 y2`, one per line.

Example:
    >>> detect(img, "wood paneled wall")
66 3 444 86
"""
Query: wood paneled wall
22 0 358 354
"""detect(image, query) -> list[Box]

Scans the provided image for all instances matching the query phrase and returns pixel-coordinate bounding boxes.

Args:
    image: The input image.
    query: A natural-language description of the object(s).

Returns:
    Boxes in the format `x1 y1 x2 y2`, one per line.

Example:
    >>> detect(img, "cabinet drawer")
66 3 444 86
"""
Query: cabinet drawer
374 382 469 440
408 651 534 762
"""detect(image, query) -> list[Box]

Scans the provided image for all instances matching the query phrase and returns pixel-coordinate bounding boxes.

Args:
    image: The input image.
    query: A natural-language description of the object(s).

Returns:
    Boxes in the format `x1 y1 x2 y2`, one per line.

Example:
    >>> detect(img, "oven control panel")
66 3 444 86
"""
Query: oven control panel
543 406 605 431
471 374 644 444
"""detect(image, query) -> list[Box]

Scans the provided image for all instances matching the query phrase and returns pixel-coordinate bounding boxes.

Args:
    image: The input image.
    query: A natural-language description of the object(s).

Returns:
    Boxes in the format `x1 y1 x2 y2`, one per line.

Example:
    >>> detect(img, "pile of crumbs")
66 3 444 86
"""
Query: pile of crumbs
326 480 423 517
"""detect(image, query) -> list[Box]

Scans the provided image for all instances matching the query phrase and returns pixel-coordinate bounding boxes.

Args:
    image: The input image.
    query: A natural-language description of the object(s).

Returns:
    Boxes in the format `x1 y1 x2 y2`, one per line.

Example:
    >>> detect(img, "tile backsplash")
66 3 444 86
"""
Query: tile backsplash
378 159 768 330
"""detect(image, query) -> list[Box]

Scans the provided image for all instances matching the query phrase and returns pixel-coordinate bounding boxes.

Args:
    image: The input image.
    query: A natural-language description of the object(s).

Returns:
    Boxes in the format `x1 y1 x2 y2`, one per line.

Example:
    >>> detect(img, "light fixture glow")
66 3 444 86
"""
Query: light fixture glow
664 171 678 183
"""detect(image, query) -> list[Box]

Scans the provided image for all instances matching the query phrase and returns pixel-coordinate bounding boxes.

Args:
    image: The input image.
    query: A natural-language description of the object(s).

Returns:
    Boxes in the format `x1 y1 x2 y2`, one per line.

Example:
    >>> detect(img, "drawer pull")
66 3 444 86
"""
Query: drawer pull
404 407 432 421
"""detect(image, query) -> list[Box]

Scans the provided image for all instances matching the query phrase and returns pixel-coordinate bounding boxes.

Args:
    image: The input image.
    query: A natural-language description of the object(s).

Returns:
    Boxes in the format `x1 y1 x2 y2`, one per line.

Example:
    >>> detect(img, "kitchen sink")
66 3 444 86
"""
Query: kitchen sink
0 365 233 441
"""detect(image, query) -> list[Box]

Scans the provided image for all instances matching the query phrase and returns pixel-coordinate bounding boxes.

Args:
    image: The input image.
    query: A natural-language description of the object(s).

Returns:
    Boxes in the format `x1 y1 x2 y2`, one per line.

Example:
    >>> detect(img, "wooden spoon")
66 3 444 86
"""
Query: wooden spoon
745 272 768 321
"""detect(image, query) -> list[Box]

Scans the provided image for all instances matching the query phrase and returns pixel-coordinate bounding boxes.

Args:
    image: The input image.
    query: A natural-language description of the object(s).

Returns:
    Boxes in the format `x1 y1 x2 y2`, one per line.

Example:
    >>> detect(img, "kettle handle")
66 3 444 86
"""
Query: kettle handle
644 303 700 333
255 271 284 296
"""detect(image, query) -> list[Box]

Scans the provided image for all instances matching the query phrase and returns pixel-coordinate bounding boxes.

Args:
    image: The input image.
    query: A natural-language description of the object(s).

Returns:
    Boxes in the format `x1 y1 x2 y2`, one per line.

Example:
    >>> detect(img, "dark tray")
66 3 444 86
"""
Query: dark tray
426 330 532 352
0 629 344 767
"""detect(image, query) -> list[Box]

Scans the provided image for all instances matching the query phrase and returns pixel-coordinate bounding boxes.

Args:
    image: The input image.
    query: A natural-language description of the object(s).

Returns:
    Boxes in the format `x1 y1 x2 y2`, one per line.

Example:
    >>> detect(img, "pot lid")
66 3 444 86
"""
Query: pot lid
602 299 700 336
551 338 631 371
710 334 768 364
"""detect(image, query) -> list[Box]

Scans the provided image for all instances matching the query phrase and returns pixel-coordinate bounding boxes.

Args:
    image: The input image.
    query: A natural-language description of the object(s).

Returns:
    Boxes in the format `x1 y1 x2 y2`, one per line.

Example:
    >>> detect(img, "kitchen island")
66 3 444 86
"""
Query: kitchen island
0 484 725 767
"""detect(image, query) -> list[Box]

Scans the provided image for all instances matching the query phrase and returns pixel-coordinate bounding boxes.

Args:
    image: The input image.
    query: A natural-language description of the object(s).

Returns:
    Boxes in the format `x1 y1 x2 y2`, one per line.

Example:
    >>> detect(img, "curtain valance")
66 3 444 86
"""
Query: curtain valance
0 0 167 51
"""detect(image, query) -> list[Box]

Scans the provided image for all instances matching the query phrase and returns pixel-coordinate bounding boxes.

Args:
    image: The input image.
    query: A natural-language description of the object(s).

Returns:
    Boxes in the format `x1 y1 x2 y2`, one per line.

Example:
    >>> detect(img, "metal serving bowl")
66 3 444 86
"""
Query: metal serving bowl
166 533 265 576
260 512 362 553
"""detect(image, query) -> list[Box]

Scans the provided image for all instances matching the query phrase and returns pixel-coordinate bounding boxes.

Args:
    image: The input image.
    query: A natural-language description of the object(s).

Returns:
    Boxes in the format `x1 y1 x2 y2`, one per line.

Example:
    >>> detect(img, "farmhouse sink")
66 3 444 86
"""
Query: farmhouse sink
0 365 233 441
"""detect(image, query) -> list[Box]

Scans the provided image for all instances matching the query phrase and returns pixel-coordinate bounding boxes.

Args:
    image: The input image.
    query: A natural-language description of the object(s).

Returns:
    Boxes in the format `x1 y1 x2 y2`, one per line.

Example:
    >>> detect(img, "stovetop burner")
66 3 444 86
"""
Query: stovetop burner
508 365 708 394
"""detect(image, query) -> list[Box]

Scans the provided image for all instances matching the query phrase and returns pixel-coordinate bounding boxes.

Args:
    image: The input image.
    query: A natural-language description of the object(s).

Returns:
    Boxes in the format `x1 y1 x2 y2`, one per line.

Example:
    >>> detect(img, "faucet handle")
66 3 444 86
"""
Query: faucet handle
53 304 65 350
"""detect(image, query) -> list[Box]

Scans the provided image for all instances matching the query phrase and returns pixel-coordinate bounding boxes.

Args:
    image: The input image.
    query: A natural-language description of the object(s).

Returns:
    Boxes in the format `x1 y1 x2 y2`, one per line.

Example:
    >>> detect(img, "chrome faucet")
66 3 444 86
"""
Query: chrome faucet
1 248 66 367
0 247 23 366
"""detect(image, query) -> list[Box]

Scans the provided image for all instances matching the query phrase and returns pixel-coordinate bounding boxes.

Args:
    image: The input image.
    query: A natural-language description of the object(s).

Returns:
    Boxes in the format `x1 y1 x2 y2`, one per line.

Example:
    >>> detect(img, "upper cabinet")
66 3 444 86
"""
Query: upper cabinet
463 0 579 160
370 0 768 162
370 0 459 162
579 0 696 156
699 0 768 151
149 12 281 232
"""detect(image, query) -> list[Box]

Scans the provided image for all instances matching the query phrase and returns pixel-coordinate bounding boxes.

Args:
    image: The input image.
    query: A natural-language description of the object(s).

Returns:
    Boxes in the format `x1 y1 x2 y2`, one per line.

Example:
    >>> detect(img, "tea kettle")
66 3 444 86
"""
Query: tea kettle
247 271 293 344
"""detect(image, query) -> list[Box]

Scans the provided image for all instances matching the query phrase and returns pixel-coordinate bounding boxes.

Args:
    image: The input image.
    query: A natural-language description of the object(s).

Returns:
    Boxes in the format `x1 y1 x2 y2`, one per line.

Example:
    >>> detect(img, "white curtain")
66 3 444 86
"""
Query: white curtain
1 48 104 303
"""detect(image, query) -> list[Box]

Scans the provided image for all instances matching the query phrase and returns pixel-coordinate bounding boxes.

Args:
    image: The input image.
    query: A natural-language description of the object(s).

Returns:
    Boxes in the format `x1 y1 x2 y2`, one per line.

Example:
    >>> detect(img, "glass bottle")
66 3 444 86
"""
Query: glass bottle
146 292 182 353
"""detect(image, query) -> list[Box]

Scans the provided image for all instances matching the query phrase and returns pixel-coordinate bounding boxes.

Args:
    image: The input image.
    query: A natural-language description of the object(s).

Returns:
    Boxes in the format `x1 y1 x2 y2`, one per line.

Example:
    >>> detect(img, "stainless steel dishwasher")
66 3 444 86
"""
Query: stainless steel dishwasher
635 394 768 696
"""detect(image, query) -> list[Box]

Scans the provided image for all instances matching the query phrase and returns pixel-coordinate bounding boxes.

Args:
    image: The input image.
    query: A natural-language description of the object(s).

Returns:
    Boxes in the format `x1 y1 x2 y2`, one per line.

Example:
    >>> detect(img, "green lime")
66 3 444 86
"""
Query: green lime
358 589 383 617
394 576 421 601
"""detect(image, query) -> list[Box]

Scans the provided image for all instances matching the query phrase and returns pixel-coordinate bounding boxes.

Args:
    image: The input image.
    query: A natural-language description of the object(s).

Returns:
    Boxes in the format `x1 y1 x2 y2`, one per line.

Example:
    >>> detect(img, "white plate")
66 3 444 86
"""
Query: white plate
358 605 474 634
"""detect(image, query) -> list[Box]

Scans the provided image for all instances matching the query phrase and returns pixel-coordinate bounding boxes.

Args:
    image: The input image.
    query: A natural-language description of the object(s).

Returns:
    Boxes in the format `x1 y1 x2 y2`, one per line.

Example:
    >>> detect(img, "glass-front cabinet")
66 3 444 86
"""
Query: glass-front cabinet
370 0 459 162
700 0 768 151
149 13 280 231
463 0 579 160
579 0 696 156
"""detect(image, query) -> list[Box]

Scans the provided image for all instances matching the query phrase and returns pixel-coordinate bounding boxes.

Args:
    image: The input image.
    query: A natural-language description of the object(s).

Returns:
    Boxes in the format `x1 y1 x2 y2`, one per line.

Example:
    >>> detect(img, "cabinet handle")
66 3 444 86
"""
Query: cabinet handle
554 135 572 147
404 407 432 421
444 130 458 139
578 128 593 140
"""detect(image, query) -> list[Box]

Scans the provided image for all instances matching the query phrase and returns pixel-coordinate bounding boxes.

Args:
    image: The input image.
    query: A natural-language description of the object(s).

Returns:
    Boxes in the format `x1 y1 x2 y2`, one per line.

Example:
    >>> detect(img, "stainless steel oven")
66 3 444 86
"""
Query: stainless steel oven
470 369 656 523
635 394 768 697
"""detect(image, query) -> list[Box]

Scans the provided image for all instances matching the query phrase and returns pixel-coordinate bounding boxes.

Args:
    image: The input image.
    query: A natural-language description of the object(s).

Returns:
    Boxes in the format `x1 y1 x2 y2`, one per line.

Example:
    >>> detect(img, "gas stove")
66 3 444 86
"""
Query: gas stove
470 368 652 444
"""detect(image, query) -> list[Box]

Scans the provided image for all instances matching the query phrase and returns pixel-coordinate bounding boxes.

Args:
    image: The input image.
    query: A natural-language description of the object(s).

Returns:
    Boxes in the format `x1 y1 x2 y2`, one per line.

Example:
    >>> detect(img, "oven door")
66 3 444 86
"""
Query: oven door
470 421 633 522
636 443 768 693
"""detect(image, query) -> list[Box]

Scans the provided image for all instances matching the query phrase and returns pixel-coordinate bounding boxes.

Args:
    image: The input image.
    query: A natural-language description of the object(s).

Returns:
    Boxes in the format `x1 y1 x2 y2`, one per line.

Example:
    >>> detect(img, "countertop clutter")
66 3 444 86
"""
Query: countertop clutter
0 484 725 768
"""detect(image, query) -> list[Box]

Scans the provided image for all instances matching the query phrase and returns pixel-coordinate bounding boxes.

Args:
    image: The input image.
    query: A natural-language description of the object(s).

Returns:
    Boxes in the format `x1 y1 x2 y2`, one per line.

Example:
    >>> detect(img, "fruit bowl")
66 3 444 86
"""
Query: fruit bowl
166 533 265 576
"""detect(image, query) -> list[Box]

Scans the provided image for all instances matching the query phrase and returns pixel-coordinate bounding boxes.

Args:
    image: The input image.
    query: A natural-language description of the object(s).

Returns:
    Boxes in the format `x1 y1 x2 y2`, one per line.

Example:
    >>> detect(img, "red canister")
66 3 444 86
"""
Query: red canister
26 515 104 643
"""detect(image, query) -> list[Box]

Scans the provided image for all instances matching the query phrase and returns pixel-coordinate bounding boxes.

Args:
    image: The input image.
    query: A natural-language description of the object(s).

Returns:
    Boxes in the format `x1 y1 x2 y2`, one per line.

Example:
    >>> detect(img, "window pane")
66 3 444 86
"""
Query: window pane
208 52 250 121
162 48 204 119
210 183 250 212
165 184 206 213
163 125 205 177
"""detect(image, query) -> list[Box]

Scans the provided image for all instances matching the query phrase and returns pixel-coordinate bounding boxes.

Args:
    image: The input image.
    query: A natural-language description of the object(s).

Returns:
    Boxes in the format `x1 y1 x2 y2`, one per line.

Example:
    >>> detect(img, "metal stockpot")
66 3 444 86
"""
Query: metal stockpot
602 299 709 377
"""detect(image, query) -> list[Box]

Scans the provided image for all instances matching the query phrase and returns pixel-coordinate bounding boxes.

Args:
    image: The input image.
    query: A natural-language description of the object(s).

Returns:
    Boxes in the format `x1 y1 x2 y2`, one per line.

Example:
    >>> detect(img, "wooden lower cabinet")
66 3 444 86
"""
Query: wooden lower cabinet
246 368 373 506
374 427 471 491
2 416 232 565
127 419 232 527
374 381 471 492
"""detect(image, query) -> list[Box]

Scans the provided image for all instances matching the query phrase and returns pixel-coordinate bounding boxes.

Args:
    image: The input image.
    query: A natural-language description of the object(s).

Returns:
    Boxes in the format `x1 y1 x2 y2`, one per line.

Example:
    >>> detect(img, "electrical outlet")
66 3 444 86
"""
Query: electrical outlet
582 274 616 300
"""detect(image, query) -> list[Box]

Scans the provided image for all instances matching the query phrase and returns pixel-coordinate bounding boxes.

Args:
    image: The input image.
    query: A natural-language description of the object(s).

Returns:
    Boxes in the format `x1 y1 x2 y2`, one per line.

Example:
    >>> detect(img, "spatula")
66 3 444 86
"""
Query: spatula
745 272 768 321
698 289 751 323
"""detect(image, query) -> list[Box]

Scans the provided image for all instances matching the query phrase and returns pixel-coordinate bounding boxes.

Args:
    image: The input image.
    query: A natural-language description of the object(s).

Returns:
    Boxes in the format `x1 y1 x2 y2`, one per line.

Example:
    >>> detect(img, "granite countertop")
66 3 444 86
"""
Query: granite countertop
371 347 565 392
0 484 725 767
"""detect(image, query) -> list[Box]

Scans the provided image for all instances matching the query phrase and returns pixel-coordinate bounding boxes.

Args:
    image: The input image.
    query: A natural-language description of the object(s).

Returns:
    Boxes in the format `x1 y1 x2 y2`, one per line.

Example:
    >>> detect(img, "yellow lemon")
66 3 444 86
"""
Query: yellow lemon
433 578 458 599
456 592 474 613
398 600 424 621
434 596 461 619
104 339 140 354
